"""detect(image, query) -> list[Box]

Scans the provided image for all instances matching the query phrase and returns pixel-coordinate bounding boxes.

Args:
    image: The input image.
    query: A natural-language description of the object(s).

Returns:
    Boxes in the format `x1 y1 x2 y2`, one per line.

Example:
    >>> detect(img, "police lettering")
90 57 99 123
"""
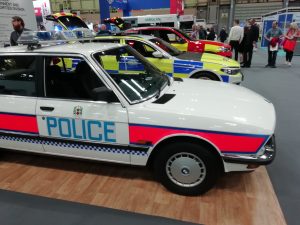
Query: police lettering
46 117 116 142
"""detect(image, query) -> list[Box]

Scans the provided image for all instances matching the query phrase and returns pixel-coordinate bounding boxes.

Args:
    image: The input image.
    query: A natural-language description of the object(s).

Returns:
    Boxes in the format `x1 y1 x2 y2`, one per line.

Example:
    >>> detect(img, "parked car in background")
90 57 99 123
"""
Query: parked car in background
94 35 243 84
125 27 232 58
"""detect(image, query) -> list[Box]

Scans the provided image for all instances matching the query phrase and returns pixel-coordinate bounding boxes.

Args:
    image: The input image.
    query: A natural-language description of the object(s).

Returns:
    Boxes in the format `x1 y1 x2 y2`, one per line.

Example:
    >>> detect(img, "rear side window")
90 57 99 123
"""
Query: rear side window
0 56 37 97
94 39 121 44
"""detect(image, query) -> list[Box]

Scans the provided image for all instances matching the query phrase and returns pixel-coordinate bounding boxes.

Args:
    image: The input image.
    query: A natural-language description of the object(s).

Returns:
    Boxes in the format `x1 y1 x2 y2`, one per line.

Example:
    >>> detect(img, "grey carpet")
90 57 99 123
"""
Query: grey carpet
242 48 300 225
0 189 200 225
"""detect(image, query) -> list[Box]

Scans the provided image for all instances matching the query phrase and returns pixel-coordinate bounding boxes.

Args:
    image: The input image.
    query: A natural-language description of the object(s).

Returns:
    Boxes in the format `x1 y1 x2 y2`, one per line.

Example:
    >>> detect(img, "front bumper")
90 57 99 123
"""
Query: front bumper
222 135 276 165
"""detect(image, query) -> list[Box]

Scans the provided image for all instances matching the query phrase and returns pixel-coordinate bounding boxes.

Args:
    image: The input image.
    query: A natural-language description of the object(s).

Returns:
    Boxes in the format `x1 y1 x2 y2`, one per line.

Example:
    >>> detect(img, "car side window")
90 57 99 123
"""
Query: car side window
0 56 37 97
159 30 182 44
125 40 156 58
44 56 105 100
93 39 121 44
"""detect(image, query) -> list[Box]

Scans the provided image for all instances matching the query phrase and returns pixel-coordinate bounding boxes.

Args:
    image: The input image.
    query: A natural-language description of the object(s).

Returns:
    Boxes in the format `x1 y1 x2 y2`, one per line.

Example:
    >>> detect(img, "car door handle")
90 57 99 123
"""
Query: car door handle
40 106 54 112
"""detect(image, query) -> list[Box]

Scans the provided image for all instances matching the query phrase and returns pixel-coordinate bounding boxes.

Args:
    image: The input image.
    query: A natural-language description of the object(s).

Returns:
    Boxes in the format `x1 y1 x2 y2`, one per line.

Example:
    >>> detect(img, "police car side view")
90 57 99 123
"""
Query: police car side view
94 35 243 84
0 31 276 195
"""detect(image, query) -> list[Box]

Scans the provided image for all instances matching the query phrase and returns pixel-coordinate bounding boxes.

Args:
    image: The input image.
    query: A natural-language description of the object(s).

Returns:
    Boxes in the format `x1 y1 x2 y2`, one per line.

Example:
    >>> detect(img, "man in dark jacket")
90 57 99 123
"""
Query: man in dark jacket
243 19 260 67
10 16 30 46
219 27 228 43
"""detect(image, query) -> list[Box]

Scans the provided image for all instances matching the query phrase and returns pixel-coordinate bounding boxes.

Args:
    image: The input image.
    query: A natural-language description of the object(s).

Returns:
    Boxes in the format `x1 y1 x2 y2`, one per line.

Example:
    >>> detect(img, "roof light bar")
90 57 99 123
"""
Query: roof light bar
17 29 95 49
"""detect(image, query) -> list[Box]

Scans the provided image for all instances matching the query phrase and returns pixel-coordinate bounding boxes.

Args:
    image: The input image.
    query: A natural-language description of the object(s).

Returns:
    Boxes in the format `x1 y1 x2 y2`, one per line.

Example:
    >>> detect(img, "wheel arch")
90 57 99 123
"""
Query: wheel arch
147 134 224 172
189 69 221 81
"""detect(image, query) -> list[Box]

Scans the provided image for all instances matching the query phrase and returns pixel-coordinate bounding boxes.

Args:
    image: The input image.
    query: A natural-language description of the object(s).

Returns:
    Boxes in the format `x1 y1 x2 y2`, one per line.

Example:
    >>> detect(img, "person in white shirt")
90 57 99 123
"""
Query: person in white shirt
228 19 244 61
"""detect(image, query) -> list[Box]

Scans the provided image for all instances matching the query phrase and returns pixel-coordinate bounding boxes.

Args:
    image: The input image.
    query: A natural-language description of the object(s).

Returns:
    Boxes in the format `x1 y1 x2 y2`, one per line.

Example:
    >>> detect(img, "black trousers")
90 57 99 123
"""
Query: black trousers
268 45 278 66
286 50 294 62
230 40 240 61
243 46 253 67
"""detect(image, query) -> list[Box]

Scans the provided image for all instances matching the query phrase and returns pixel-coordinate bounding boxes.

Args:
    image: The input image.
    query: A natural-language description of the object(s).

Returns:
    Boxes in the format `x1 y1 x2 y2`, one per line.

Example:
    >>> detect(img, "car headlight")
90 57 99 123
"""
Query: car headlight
221 67 240 75
218 46 231 52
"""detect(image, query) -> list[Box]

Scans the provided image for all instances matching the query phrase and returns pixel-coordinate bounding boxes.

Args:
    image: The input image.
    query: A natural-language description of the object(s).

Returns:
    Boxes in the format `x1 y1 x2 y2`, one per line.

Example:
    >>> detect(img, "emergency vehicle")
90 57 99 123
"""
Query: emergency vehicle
94 35 243 83
0 31 276 195
125 27 233 58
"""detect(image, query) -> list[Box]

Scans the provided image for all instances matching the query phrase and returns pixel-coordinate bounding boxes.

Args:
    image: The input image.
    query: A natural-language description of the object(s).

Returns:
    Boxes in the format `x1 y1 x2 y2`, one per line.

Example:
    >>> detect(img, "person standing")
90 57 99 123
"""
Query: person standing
93 23 99 36
283 22 299 66
207 27 216 41
242 19 260 67
264 21 283 68
190 24 199 40
198 25 207 40
242 26 253 67
219 27 228 43
10 16 30 46
97 24 112 36
228 19 244 61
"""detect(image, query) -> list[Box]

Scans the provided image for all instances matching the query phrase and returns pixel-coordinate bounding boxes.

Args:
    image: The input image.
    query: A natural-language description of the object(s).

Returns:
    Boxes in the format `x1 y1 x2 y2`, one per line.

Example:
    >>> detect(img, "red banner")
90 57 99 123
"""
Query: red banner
170 0 184 15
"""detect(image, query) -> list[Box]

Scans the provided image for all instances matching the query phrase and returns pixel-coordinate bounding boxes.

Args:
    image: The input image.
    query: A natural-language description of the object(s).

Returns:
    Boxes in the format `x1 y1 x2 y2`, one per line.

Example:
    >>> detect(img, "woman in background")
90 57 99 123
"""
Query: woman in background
283 22 299 66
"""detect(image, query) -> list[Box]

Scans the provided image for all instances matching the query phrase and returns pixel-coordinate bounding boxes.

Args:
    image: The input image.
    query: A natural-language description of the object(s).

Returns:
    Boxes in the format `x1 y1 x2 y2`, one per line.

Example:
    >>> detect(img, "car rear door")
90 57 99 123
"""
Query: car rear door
36 55 130 163
0 54 43 153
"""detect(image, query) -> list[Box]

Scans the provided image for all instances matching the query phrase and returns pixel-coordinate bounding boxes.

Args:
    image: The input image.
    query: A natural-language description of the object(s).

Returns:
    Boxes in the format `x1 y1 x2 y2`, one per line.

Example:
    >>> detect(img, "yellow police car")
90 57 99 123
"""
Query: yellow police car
94 35 243 84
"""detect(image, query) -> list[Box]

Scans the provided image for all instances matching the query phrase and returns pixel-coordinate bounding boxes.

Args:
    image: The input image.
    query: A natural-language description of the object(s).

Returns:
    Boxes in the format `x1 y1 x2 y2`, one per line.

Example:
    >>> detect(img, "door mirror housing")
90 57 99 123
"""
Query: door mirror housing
178 38 186 44
152 51 164 58
92 86 119 103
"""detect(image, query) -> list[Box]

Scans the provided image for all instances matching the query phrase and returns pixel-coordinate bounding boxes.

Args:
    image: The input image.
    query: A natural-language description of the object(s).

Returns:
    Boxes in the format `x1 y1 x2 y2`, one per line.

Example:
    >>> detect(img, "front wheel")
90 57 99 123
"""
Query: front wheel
191 72 219 81
153 142 221 196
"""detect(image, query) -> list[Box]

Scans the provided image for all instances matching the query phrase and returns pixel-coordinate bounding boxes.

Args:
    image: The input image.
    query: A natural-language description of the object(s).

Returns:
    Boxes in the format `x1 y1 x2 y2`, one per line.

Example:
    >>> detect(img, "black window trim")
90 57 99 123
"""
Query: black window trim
41 53 122 104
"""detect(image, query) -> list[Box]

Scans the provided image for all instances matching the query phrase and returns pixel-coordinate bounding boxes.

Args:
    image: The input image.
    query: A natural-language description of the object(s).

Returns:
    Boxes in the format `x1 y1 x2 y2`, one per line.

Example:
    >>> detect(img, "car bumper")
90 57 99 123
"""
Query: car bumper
222 135 276 165
226 72 243 84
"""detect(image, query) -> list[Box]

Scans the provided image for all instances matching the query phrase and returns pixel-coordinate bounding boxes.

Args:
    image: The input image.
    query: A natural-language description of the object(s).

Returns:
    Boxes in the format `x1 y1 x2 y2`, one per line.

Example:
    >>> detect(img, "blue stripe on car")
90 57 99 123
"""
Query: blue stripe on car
173 60 203 74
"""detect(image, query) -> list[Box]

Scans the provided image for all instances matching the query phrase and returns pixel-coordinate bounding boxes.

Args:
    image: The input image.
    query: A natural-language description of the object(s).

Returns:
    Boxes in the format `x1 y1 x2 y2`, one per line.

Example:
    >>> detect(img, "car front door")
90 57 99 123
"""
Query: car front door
36 55 130 163
0 55 43 153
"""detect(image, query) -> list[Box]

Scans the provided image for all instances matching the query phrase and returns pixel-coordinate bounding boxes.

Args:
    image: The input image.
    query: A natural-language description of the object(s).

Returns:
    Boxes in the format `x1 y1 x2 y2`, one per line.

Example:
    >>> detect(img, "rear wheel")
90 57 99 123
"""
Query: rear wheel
153 142 221 195
191 72 219 81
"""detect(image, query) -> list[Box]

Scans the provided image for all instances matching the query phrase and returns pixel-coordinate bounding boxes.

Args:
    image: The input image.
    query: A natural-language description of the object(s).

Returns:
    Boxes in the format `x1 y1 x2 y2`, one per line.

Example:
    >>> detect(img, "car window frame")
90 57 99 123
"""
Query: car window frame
125 38 171 59
0 53 43 98
40 53 121 104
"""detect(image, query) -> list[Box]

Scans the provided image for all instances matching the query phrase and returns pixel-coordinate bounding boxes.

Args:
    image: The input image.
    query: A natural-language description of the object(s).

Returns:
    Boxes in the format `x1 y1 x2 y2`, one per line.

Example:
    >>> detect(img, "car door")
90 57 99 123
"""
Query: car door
123 39 174 76
0 55 43 153
158 30 188 52
36 55 130 163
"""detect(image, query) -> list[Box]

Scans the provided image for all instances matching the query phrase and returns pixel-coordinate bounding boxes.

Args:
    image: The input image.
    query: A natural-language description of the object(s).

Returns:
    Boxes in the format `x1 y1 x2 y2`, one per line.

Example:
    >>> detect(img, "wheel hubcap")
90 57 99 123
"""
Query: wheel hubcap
166 152 206 187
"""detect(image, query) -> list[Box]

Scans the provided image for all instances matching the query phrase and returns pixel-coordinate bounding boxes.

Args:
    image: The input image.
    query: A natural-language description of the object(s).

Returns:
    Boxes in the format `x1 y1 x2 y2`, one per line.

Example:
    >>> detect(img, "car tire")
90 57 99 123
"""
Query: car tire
192 72 219 81
153 142 220 196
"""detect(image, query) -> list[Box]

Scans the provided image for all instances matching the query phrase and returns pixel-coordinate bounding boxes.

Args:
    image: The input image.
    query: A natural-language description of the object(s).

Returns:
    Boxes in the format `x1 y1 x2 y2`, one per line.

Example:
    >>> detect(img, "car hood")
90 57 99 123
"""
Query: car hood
131 79 276 135
175 52 202 61
201 53 240 67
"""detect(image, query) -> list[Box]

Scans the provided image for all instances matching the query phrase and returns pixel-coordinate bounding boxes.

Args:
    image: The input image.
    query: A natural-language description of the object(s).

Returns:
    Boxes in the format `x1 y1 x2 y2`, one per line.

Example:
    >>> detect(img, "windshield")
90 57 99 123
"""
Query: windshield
58 16 88 30
93 46 169 103
149 38 182 56
173 28 192 41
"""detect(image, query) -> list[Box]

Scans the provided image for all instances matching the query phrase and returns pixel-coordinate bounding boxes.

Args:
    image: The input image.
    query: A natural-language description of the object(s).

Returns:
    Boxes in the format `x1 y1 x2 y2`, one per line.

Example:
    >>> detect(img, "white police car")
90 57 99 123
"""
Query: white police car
0 31 276 195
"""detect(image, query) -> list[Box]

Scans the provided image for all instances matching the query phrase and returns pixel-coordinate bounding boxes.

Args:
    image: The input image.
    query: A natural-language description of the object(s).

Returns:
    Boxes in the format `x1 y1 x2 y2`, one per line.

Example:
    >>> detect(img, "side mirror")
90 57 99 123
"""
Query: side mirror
92 86 119 103
152 51 164 58
178 38 186 44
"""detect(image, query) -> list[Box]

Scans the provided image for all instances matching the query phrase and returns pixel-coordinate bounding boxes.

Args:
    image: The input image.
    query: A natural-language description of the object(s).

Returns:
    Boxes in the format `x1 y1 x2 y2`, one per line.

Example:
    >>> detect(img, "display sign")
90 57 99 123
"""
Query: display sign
0 0 37 46
32 0 52 31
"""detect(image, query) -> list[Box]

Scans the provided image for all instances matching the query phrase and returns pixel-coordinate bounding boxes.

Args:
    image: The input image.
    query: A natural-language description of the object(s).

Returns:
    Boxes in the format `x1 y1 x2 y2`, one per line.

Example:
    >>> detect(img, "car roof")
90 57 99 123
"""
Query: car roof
0 42 124 55
128 27 174 30
96 34 155 40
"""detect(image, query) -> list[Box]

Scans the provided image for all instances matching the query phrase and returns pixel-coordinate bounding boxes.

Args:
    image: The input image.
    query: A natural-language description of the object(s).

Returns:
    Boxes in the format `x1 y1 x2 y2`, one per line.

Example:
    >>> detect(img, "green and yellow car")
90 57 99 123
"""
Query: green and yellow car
94 35 243 84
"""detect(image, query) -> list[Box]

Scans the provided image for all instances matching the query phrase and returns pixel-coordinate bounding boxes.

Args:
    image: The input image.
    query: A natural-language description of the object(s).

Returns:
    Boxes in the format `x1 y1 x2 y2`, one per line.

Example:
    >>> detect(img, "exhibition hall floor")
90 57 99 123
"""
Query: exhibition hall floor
0 48 297 225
